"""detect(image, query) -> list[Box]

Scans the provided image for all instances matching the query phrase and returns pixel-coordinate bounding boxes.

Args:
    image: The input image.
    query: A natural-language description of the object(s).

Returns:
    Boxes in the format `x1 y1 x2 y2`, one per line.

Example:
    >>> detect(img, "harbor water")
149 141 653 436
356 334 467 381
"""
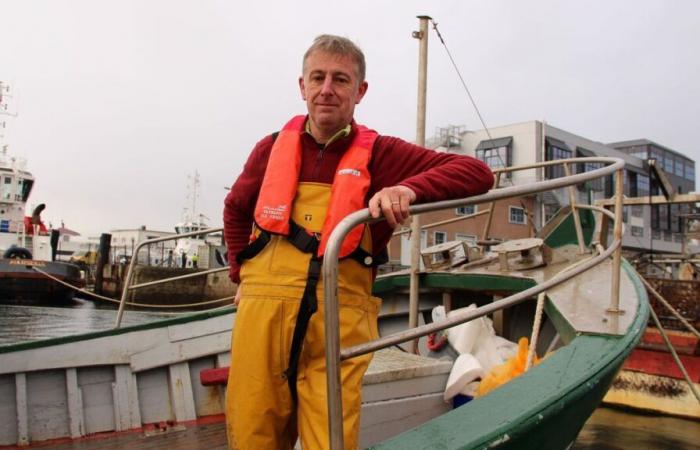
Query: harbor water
1 299 698 448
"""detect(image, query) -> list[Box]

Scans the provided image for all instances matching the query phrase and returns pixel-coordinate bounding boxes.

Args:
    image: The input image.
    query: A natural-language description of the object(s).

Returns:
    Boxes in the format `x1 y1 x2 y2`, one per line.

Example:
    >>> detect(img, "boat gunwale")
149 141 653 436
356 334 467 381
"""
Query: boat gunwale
0 305 236 354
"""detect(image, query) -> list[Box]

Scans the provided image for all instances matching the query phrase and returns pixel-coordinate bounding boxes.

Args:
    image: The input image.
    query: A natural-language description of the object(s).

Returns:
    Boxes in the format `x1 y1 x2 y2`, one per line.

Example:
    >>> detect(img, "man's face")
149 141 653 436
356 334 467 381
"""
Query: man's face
299 50 368 140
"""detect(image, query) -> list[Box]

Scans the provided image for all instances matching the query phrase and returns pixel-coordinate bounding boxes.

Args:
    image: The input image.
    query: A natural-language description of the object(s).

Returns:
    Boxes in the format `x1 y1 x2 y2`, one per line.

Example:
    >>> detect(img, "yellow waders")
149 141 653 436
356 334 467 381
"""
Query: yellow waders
226 183 380 450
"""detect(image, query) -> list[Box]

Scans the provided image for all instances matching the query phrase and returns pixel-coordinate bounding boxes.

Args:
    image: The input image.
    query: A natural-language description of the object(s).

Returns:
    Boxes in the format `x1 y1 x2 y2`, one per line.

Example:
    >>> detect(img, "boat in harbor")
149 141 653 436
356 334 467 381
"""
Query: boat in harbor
0 156 650 449
0 98 84 305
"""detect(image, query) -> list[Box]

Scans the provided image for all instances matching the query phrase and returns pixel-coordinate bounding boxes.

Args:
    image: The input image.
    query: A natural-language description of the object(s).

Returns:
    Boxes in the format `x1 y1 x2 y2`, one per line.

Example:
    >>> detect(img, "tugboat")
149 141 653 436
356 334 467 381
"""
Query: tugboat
0 83 83 305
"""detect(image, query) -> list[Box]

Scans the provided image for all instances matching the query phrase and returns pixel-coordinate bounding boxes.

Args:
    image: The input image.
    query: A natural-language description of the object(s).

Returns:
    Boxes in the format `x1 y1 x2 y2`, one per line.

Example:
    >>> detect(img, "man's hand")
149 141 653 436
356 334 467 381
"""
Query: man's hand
368 185 417 228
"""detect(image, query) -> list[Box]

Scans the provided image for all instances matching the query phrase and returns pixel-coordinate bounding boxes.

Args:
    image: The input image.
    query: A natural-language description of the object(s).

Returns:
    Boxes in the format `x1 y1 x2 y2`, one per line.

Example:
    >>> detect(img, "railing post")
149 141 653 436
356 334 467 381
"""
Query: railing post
481 171 502 241
323 243 344 450
564 163 586 254
608 168 625 314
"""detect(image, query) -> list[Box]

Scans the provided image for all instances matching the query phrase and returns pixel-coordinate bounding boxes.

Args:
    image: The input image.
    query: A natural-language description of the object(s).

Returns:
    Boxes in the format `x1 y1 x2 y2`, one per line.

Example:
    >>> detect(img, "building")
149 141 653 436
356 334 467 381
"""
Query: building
387 121 697 265
109 226 176 265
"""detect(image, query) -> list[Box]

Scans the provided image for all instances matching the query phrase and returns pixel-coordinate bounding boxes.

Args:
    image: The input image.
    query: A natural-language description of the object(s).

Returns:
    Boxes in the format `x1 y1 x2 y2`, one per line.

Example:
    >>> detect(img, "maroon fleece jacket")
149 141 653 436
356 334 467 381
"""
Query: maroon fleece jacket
223 120 494 283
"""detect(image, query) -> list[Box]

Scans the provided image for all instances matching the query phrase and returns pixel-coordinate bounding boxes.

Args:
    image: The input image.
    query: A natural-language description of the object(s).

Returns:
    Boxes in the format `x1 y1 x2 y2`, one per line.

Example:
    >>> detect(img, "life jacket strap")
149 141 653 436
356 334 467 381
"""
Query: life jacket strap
283 255 321 402
235 230 271 265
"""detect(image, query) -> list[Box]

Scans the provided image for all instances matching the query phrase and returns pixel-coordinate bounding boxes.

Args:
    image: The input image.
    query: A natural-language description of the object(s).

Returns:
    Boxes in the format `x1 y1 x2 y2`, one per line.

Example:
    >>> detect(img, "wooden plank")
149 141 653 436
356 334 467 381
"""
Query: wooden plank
113 365 141 431
15 373 28 446
130 332 231 373
168 362 197 422
188 357 223 417
78 366 116 434
26 370 70 441
65 368 84 438
168 314 233 342
359 393 451 449
0 375 18 446
362 373 449 403
136 367 173 424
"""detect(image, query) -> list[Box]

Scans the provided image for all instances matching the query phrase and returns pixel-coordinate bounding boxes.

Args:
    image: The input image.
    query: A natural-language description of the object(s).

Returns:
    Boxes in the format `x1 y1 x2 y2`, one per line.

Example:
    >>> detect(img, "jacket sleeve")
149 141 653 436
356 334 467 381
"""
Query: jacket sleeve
223 135 274 283
370 136 494 203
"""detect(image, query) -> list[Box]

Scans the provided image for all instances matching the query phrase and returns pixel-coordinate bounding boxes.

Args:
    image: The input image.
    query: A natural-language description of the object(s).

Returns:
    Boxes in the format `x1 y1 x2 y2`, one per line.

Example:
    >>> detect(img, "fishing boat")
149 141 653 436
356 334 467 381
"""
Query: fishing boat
0 154 650 449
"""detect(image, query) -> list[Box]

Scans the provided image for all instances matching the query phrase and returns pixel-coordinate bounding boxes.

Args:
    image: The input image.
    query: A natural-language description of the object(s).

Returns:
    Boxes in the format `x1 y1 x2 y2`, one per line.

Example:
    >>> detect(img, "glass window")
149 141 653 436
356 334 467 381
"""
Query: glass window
664 154 674 173
476 145 510 170
546 144 571 179
658 204 669 231
685 163 695 181
675 158 685 177
636 175 649 196
434 231 447 245
2 176 12 200
456 205 476 216
509 206 526 224
631 226 644 237
631 205 643 217
577 153 604 191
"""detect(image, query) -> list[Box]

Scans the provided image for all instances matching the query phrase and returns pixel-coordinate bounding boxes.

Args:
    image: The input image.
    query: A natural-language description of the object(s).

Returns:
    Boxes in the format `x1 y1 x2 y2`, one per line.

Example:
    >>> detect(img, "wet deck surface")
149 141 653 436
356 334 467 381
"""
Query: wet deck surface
19 422 228 450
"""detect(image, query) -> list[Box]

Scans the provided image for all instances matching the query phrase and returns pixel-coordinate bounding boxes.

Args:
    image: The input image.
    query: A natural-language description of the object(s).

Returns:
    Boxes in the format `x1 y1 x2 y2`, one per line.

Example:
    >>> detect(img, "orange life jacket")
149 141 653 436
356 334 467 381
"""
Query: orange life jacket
253 115 377 258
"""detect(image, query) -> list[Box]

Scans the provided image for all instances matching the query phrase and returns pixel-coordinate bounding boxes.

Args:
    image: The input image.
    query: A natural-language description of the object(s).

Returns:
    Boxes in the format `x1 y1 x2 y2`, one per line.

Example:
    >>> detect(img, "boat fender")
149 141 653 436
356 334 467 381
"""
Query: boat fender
3 246 33 259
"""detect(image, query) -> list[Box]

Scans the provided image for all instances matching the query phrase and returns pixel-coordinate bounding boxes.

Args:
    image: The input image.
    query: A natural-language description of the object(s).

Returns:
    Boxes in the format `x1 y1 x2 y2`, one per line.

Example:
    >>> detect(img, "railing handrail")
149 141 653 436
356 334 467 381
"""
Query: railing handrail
114 226 224 327
322 156 625 450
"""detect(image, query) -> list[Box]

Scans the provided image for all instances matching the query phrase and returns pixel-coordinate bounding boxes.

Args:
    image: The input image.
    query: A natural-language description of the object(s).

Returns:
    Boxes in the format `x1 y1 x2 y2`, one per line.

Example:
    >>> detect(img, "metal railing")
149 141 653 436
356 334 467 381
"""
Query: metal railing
114 227 229 327
322 157 625 449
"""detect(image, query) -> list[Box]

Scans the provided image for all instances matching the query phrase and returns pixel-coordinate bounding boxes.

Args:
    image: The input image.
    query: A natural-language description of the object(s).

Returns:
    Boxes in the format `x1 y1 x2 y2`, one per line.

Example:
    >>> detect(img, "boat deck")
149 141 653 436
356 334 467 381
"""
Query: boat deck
7 420 227 450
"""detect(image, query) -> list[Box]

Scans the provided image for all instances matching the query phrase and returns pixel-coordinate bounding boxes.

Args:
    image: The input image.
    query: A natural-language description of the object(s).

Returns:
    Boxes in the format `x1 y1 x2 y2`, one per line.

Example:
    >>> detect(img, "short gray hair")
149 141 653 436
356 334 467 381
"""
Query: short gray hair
302 34 366 82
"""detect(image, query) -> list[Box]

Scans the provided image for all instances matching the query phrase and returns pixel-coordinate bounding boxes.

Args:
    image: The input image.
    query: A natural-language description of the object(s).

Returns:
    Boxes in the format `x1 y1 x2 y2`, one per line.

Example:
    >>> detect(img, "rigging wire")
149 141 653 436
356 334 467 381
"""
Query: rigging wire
430 19 513 189
430 19 493 143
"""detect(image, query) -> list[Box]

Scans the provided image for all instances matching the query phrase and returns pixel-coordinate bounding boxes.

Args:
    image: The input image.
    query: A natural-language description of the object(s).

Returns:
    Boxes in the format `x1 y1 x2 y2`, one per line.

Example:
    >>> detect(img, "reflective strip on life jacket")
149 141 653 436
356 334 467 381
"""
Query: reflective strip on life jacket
253 115 377 258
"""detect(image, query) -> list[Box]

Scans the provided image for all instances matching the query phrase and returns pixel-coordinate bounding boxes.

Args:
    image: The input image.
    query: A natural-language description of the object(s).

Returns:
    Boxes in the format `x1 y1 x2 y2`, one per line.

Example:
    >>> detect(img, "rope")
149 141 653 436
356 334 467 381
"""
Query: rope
648 306 700 404
525 292 546 371
636 273 700 339
31 266 234 310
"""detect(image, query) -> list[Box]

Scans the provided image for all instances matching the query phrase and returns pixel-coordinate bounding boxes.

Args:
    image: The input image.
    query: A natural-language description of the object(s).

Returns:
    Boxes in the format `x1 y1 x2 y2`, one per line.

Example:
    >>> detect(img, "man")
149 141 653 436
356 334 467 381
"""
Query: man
223 34 493 449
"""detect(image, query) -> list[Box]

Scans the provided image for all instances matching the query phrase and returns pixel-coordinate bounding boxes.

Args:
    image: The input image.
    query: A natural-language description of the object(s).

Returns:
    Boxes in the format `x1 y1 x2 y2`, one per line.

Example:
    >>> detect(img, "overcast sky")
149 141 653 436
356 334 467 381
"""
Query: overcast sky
1 1 698 236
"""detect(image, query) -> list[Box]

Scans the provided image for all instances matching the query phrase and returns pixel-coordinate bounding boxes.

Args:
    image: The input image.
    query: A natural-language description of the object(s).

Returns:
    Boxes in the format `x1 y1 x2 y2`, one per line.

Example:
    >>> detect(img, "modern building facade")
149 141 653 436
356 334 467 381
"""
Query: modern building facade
387 121 697 265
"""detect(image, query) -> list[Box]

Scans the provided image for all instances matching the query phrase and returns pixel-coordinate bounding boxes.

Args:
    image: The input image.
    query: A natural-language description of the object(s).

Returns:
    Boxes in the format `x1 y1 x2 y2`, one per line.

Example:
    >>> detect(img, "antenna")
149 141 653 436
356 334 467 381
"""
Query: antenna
184 170 201 222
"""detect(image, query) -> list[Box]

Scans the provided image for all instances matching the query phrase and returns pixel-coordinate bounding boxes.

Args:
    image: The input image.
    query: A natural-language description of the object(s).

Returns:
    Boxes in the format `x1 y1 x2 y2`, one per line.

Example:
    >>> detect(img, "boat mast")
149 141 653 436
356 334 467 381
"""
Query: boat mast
409 15 431 354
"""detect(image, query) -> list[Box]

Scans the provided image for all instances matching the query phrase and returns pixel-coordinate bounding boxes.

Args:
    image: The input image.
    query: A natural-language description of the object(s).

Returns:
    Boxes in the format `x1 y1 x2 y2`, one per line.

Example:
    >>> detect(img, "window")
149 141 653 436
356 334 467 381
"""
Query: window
475 137 512 173
631 226 644 237
685 163 695 181
631 205 643 218
576 148 603 191
636 174 649 196
476 146 510 170
456 205 476 216
434 231 447 245
509 206 526 224
664 154 674 174
658 204 669 231
675 158 685 177
545 138 572 179
651 205 659 230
